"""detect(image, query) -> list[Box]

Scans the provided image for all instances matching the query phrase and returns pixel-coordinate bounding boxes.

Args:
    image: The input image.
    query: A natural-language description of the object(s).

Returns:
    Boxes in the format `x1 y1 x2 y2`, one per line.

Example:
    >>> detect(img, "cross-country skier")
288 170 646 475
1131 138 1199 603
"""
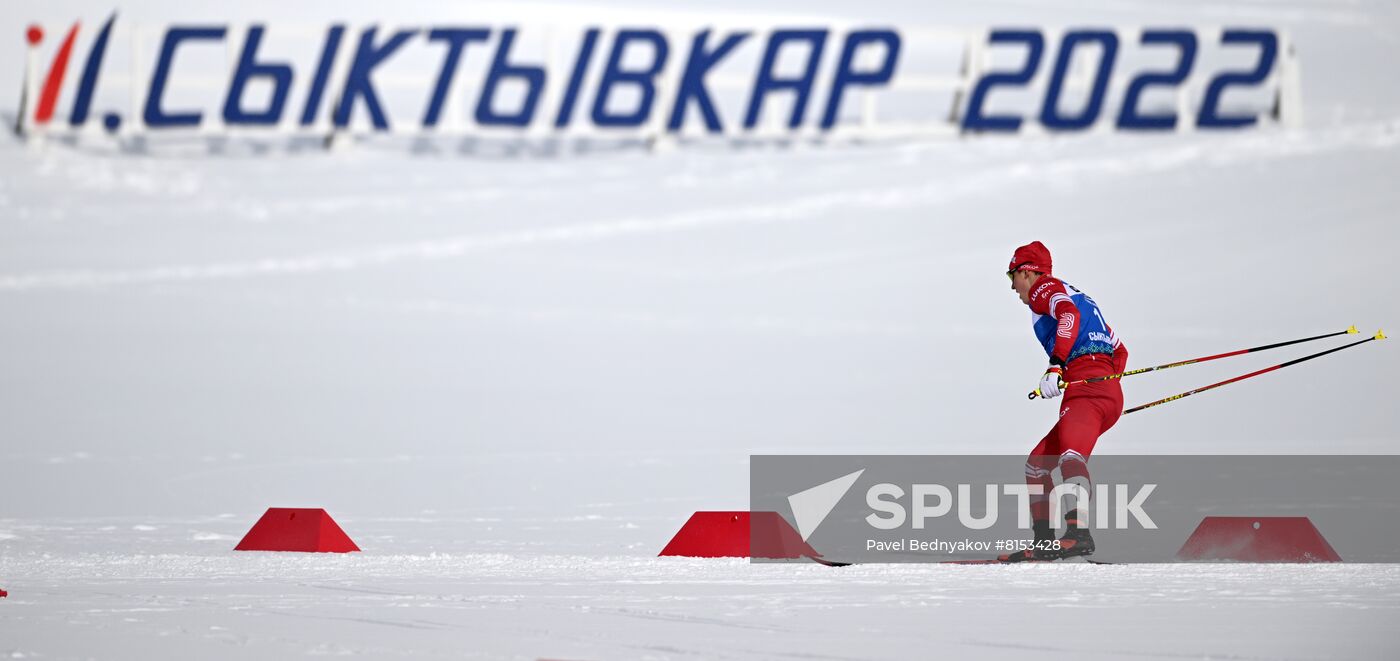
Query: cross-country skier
1001 241 1128 562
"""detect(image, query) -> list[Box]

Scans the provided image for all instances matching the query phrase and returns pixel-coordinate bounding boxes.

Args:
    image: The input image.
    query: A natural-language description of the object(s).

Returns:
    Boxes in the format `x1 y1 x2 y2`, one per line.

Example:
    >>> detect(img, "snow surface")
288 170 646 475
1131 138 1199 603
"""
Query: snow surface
3 0 1400 658
4 517 1400 660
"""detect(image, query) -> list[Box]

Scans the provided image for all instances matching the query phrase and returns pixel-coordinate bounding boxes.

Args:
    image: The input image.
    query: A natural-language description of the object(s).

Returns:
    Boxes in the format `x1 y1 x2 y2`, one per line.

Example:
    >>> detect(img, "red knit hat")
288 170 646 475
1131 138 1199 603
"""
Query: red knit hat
1007 241 1052 275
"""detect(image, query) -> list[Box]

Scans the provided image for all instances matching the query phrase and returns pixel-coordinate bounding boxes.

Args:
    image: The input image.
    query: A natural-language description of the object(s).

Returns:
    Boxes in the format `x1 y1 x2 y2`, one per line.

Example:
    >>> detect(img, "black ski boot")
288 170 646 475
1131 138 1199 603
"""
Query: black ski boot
999 519 1057 562
1054 510 1095 560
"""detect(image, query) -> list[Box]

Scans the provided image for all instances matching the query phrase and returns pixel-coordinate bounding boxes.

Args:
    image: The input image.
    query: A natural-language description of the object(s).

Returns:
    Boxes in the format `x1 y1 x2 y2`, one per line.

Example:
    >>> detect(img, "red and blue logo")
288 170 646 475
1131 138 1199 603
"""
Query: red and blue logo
25 13 121 131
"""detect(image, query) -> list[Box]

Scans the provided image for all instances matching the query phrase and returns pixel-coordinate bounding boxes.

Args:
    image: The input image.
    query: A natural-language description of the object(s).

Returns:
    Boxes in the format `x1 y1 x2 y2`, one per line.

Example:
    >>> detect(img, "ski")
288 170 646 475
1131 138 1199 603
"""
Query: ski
943 556 1114 565
803 552 1114 566
805 554 853 567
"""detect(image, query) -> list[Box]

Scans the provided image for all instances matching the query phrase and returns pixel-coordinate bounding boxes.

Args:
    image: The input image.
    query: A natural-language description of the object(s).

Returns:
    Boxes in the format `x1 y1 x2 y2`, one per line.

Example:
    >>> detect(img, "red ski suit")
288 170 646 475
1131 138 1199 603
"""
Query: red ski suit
1023 277 1127 520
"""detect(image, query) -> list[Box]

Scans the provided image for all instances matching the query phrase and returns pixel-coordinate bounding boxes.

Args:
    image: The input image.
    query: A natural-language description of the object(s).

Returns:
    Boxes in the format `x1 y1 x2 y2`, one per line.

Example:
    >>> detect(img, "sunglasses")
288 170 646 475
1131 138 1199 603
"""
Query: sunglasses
1007 262 1031 281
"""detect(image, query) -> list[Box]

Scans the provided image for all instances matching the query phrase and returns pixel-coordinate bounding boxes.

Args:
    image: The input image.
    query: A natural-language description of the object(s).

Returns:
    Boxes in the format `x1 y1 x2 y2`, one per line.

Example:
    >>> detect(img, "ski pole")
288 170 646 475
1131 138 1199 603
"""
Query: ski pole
1121 329 1385 416
1029 326 1360 400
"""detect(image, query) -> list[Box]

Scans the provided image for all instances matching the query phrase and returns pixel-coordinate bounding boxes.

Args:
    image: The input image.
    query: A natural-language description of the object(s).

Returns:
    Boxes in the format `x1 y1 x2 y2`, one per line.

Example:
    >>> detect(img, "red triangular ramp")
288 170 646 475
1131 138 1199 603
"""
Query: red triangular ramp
1176 516 1340 563
659 511 818 559
234 508 360 553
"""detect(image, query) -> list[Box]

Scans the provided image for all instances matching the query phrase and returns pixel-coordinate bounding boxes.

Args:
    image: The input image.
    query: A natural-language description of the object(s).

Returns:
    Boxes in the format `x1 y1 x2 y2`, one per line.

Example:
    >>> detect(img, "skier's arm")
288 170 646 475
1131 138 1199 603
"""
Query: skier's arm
1029 279 1079 369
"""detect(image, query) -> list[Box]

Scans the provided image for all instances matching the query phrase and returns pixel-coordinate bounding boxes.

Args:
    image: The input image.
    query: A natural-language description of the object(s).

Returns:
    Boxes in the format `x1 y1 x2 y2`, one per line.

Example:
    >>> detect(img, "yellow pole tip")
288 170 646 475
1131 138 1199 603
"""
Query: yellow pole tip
1377 329 1387 340
1347 325 1359 334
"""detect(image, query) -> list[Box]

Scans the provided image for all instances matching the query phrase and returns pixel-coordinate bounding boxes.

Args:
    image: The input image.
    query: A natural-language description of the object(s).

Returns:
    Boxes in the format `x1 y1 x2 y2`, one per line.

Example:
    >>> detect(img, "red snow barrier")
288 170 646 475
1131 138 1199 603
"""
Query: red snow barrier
234 508 360 553
1176 516 1341 563
659 511 817 558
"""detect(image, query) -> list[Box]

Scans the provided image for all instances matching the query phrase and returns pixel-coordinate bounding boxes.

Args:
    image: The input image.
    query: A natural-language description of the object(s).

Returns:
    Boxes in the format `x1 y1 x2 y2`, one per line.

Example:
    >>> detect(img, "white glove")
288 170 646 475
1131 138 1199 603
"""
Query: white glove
1038 366 1064 399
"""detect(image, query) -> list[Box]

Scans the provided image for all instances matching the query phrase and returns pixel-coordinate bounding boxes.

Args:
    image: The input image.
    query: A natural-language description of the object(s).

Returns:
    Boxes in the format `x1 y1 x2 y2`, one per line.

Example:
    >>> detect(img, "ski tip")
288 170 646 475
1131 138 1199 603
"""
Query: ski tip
1376 329 1387 341
805 554 852 567
1347 324 1359 334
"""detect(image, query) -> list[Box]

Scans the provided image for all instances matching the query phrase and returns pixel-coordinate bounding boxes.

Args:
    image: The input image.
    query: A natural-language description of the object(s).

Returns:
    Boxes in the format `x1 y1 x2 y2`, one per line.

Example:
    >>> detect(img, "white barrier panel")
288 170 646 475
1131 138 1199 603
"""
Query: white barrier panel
16 16 1302 143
